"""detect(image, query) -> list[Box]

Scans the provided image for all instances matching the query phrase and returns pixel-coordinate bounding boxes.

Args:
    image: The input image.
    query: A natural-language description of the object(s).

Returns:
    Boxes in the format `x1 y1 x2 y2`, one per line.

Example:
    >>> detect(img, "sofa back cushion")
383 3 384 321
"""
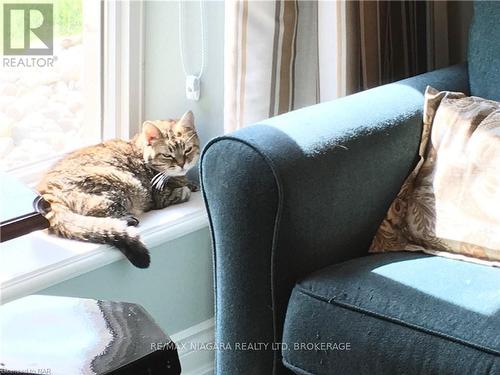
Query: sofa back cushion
468 1 500 101
370 87 500 266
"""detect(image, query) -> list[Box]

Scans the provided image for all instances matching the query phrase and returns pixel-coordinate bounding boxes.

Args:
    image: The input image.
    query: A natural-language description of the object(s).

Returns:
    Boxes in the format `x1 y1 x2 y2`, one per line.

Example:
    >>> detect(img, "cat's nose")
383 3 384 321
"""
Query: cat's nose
175 158 186 168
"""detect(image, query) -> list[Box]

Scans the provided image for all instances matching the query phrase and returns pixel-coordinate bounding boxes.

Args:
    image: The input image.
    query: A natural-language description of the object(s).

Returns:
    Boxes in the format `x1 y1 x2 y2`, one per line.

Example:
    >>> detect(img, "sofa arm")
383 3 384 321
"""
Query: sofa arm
200 64 469 374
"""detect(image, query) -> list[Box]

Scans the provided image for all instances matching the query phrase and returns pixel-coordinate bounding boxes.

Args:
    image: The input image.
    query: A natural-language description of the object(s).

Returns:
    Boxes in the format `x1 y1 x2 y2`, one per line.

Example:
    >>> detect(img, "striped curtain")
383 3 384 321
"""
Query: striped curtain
224 0 319 131
347 0 450 92
224 0 450 133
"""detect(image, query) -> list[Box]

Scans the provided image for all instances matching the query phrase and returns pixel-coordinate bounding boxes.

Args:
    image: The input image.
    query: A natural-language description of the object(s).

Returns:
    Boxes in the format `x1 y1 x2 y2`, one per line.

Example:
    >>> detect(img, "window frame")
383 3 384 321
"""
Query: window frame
4 0 145 188
103 0 144 141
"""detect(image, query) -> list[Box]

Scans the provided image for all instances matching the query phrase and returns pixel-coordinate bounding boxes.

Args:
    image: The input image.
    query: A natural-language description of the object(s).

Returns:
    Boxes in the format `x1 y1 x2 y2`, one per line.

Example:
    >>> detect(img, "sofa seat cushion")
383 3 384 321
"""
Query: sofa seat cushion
282 252 500 375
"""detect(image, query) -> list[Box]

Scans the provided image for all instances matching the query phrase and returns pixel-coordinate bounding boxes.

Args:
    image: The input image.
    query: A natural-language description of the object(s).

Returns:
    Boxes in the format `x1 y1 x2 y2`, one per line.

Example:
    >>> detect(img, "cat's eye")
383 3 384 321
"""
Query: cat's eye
185 147 193 154
159 153 173 160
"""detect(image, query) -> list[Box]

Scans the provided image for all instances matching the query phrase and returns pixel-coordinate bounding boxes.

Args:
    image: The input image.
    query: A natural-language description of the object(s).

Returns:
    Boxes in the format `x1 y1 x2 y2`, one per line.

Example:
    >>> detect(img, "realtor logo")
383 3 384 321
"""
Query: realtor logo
3 3 53 55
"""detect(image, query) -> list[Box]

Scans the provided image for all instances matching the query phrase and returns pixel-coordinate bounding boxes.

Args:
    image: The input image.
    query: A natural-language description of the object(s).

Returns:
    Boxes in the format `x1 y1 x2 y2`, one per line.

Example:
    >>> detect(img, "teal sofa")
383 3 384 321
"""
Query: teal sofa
201 2 500 374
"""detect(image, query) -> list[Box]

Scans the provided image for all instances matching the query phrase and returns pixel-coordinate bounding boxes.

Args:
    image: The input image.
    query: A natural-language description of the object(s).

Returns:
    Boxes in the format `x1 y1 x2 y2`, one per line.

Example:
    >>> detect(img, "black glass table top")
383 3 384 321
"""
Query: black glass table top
0 295 181 375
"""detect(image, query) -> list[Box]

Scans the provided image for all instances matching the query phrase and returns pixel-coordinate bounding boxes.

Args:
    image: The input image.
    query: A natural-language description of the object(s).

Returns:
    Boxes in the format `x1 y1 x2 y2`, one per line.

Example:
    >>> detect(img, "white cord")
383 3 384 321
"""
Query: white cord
178 0 206 80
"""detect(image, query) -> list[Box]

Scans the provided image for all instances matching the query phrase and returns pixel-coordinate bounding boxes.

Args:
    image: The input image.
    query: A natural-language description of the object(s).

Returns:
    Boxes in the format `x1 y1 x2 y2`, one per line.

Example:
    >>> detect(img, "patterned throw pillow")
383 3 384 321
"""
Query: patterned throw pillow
370 86 500 266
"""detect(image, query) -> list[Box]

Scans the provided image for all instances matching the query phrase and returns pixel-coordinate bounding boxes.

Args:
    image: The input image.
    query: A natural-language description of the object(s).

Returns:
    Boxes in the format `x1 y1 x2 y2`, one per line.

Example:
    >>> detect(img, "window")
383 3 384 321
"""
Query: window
0 0 143 186
0 0 101 176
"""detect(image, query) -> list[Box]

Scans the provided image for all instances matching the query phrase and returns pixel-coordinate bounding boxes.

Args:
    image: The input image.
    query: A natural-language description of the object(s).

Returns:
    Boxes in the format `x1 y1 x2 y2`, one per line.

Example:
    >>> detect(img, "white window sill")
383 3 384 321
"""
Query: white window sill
0 192 208 304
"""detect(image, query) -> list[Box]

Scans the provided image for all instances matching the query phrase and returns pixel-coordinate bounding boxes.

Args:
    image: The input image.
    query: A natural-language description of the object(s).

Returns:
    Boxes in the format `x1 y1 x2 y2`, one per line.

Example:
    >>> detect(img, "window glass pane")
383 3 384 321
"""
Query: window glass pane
0 0 101 171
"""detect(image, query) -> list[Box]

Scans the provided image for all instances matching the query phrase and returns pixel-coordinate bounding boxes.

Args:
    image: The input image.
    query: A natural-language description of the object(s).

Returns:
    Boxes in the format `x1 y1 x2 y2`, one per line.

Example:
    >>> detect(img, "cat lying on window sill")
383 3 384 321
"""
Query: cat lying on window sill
36 111 200 269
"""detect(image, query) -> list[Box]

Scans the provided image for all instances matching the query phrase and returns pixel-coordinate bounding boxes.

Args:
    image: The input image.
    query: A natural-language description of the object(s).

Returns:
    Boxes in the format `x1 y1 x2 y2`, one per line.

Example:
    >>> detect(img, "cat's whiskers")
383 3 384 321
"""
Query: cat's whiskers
155 175 165 190
158 173 169 190
154 175 163 189
151 171 171 191
152 172 167 190
151 172 163 187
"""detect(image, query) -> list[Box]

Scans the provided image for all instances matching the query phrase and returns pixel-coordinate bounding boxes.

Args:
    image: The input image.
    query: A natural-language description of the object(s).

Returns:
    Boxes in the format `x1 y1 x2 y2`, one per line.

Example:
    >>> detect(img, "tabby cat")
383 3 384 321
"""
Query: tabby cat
37 111 200 268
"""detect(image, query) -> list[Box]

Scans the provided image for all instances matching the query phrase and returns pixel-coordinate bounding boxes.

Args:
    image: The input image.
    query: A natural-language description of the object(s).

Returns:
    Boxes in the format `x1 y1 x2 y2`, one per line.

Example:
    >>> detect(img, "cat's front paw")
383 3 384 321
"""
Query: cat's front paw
180 186 191 202
187 181 199 192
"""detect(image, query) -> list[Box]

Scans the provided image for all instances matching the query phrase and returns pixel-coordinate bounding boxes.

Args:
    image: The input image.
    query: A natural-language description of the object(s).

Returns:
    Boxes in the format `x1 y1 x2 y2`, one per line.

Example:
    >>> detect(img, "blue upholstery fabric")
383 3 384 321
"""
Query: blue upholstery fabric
201 65 469 374
468 1 500 101
282 252 500 375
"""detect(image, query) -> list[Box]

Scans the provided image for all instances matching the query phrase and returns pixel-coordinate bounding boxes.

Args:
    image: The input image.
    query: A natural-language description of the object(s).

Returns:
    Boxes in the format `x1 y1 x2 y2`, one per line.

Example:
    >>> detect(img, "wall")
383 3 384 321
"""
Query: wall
40 228 214 334
39 1 225 336
144 0 225 147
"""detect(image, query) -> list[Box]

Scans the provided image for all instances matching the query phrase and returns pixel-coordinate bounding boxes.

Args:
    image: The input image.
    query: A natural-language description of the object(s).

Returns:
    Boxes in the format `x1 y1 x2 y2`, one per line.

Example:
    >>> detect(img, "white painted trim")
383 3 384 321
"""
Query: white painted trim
102 0 119 140
129 0 145 135
103 0 145 140
185 364 214 375
171 318 215 375
0 193 209 304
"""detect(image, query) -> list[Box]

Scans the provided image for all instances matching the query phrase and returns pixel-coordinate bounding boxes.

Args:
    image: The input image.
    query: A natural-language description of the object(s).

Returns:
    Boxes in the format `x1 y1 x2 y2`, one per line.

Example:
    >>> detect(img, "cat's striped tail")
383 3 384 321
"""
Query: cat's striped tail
43 203 150 268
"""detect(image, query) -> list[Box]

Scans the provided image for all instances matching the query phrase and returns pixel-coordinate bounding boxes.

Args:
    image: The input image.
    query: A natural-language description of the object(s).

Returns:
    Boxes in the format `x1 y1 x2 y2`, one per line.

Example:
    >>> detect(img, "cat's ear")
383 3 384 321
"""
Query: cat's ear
178 110 195 129
142 121 162 145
